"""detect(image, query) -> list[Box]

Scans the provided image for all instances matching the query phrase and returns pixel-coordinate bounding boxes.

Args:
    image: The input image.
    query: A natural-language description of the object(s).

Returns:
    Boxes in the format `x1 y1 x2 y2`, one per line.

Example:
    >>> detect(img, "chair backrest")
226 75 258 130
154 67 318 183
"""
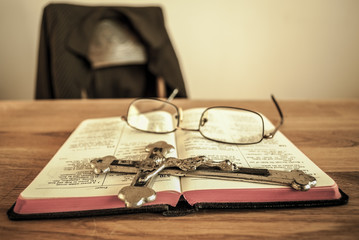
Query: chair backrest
35 3 187 99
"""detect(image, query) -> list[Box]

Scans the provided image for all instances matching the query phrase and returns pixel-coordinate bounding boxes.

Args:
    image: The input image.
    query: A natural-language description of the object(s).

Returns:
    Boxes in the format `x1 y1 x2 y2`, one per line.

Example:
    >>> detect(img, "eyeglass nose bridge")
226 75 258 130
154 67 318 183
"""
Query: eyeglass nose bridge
176 107 202 132
174 107 184 129
175 107 204 132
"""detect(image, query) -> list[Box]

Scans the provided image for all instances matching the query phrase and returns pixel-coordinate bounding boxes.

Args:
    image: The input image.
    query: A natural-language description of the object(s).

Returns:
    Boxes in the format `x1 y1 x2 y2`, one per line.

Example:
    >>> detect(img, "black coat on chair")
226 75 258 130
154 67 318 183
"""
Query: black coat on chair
36 3 187 99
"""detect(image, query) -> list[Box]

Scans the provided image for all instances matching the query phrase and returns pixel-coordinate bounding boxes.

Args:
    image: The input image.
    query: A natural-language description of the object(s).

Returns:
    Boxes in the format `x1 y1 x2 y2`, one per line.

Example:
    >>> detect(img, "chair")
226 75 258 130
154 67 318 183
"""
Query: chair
35 3 187 99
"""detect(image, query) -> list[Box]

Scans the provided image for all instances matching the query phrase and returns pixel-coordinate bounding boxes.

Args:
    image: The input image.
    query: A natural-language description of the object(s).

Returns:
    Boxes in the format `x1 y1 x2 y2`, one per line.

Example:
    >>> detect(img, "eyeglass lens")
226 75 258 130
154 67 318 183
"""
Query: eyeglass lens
127 99 178 133
199 107 264 144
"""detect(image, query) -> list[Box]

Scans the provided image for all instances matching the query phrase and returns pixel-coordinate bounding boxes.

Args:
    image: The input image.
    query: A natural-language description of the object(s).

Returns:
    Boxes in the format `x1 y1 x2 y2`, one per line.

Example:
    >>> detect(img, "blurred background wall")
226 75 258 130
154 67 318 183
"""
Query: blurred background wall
0 0 358 100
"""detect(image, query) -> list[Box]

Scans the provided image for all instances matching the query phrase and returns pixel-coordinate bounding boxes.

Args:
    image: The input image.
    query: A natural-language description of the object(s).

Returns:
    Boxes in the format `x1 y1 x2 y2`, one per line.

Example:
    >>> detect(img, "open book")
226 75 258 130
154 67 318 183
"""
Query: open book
8 109 347 219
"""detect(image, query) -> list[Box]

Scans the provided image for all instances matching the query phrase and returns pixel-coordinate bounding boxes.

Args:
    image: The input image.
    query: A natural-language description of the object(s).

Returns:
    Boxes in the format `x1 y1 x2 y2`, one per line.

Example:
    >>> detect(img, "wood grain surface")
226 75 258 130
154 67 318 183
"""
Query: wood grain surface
0 99 358 240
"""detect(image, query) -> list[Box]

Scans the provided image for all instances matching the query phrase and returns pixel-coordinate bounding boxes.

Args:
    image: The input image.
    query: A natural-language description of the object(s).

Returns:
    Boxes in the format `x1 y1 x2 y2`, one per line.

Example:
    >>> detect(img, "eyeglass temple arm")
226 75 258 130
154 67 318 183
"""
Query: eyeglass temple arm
263 95 284 139
167 89 179 102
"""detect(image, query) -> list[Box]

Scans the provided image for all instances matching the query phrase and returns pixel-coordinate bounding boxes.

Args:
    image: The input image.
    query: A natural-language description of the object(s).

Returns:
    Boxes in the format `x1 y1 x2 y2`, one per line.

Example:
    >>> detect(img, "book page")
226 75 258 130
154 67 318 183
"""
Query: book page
21 117 181 199
175 108 335 192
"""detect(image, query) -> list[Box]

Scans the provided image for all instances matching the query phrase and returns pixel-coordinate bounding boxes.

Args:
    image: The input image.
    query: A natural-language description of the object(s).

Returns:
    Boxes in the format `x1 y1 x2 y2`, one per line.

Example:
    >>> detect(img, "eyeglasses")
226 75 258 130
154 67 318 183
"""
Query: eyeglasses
121 95 284 145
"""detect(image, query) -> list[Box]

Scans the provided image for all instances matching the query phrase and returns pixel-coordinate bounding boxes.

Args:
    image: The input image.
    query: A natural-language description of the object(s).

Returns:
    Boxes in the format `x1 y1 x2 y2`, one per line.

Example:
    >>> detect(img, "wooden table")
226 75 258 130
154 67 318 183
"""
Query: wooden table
0 99 358 239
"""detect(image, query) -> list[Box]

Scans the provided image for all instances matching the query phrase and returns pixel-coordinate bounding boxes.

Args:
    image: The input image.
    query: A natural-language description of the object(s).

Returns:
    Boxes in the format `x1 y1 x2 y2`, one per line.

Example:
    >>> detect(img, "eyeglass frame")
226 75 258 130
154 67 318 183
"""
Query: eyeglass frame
121 95 284 145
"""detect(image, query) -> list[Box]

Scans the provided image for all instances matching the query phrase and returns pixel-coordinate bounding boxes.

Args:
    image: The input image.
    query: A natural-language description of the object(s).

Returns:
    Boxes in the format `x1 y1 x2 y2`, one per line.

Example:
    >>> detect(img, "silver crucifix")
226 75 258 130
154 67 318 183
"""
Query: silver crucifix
90 141 317 208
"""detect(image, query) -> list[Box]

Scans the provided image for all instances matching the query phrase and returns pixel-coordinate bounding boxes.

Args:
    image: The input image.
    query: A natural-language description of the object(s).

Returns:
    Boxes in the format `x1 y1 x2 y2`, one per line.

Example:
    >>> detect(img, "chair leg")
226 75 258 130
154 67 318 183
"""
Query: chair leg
156 76 166 98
